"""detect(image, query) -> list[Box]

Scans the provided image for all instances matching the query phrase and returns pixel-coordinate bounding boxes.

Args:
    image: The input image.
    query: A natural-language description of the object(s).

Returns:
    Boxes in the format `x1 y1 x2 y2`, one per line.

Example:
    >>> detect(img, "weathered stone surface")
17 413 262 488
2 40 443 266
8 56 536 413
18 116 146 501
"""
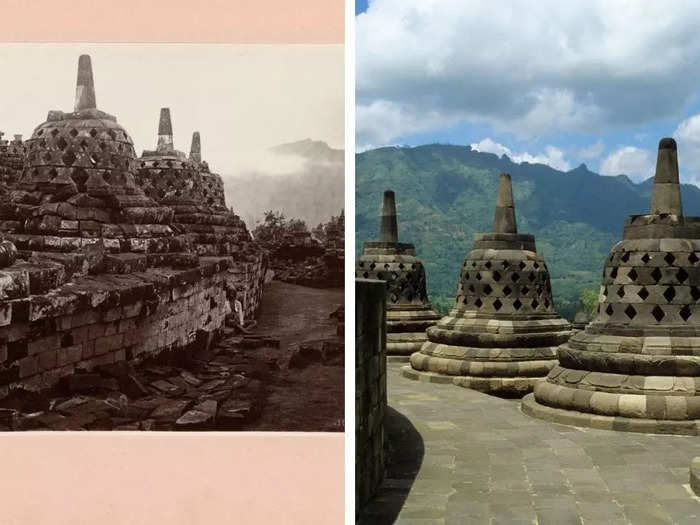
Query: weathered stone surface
528 138 700 434
356 191 440 357
408 174 570 394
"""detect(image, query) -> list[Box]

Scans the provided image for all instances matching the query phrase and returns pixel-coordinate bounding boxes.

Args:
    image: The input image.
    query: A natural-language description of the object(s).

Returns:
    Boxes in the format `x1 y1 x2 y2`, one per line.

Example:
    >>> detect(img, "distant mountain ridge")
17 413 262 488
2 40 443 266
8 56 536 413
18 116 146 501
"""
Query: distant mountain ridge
356 144 700 319
225 138 344 230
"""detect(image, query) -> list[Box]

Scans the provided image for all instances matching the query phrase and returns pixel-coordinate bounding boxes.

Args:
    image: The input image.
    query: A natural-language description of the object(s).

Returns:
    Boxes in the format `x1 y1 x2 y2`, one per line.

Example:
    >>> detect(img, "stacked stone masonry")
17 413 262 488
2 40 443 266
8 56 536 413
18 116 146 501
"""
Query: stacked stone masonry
355 279 387 516
0 55 267 395
356 191 440 359
406 173 571 395
524 138 700 435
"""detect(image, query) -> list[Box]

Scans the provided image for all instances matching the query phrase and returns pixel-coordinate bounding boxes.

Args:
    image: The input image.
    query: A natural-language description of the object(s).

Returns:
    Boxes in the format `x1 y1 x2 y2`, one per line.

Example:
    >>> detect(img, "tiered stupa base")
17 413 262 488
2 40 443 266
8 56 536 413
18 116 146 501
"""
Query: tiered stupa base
406 312 570 395
522 327 700 435
386 305 441 361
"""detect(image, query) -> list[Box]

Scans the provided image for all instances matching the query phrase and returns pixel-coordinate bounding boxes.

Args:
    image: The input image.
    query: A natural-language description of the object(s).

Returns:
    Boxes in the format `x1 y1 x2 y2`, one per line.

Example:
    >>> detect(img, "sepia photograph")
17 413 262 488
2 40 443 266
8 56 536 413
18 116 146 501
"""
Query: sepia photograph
0 43 344 432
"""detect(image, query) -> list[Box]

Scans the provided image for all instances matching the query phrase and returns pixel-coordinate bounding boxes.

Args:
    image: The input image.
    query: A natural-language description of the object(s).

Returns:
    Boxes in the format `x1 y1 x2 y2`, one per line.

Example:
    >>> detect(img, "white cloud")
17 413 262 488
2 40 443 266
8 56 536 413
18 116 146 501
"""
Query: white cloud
470 138 571 171
357 0 700 147
577 140 605 161
600 146 653 182
674 114 700 185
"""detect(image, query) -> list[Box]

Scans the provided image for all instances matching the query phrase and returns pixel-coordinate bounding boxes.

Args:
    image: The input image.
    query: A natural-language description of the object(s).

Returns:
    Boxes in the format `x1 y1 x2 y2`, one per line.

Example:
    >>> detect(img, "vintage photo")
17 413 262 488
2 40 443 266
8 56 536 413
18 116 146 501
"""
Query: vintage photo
0 44 344 432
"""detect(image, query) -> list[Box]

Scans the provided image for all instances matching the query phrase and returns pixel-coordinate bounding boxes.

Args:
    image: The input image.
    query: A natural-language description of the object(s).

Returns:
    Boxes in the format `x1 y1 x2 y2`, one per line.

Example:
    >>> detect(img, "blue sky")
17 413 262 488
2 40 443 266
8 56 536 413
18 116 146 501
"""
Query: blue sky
356 1 700 185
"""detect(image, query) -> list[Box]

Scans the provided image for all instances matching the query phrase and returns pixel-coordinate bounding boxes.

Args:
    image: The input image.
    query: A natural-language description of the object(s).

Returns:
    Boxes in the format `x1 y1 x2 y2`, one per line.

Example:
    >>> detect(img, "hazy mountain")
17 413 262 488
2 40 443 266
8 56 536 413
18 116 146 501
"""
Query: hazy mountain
224 139 344 229
356 144 700 319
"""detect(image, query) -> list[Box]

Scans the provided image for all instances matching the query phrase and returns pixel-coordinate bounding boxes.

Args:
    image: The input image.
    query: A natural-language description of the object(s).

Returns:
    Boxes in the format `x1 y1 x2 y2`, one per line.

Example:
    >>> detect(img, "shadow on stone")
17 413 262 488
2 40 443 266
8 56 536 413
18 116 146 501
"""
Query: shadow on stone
358 406 425 525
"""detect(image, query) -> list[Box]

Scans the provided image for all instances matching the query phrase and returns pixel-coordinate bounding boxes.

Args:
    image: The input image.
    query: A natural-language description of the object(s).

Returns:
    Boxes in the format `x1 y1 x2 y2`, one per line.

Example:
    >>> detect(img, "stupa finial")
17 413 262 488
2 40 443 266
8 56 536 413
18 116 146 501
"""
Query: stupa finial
379 189 399 243
650 137 682 216
493 173 517 234
74 55 97 111
156 108 174 152
190 131 201 163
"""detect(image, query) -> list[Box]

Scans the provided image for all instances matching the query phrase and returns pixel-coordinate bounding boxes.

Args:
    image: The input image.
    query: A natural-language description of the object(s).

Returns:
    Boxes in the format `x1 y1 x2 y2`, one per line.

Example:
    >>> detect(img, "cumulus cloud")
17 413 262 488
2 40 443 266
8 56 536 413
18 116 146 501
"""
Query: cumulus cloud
674 114 700 185
600 146 654 182
470 138 571 171
357 0 700 148
576 140 605 161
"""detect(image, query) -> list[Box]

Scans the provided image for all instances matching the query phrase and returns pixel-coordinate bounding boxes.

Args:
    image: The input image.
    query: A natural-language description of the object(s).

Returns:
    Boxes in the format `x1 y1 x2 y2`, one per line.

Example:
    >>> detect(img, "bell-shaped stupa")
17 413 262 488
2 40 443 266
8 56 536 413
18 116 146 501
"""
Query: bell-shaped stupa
523 138 700 434
356 190 440 358
404 173 571 394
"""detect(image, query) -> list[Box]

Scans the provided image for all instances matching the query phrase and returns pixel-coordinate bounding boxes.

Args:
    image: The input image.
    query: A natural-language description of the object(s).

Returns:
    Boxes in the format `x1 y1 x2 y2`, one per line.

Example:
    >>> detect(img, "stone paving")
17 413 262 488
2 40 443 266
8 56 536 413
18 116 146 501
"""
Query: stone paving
359 362 700 525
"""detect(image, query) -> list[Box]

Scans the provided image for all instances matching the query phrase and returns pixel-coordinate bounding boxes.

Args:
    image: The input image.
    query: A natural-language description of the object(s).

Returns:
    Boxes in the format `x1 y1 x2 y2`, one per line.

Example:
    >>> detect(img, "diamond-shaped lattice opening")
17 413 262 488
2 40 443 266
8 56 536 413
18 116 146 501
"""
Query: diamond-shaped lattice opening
502 261 510 269
544 299 550 308
531 299 539 309
638 287 649 300
621 251 630 262
108 130 117 141
521 286 529 295
536 286 543 295
56 137 68 150
376 272 384 280
69 128 78 137
680 305 692 321
628 268 638 281
362 272 369 278
475 298 483 308
513 299 522 310
641 253 650 264
511 273 520 282
462 297 468 304
610 267 618 279
369 262 376 270
677 268 688 283
472 262 477 267
483 284 492 295
617 286 625 298
651 267 662 283
476 272 482 281
624 305 636 319
492 271 501 281
528 272 536 282
651 305 665 322
384 263 390 270
43 152 52 162
79 139 88 149
485 261 492 269
533 262 539 269
519 261 527 270
37 129 44 136
61 150 76 166
692 286 700 301
605 304 614 316
50 128 59 137
464 272 469 280
469 285 475 293
690 253 700 265
502 285 512 296
663 286 676 303
358 262 365 268
89 128 98 138
665 252 676 265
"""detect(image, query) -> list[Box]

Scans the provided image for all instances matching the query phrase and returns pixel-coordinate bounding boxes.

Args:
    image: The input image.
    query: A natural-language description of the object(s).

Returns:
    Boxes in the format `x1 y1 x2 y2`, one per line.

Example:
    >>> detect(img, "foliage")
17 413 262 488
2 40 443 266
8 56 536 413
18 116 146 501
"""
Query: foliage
253 210 308 244
356 144 700 320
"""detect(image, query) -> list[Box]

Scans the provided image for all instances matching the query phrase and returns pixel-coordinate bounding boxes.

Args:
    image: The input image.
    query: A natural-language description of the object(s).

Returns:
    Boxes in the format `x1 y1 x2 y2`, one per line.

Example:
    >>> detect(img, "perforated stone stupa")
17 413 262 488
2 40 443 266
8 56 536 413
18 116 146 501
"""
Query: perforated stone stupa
0 55 267 397
356 190 440 358
523 138 700 434
404 174 571 395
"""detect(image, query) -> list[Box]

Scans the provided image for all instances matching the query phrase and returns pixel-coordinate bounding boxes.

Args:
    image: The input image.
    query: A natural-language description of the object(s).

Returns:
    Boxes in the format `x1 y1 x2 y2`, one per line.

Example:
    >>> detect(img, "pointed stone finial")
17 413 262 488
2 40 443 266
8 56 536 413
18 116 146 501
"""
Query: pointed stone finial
157 108 174 152
650 137 682 216
379 190 399 243
493 173 517 234
74 55 97 111
190 131 201 163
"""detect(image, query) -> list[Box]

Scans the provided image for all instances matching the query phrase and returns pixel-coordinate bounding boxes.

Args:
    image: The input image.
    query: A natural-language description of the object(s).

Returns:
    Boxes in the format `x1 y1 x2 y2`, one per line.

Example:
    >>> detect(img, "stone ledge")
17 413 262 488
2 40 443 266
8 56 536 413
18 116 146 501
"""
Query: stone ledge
691 457 700 496
522 393 700 436
400 365 541 395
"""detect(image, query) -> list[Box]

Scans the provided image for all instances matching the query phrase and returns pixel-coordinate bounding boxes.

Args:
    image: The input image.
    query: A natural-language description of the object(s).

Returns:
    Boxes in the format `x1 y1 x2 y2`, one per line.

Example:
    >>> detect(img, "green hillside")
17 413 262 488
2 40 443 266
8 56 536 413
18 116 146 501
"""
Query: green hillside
355 144 700 319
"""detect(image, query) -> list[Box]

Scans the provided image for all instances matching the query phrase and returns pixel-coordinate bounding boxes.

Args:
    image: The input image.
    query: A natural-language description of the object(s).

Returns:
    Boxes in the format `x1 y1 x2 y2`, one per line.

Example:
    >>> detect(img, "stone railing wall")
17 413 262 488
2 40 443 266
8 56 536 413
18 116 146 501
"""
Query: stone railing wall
0 254 266 397
355 278 387 515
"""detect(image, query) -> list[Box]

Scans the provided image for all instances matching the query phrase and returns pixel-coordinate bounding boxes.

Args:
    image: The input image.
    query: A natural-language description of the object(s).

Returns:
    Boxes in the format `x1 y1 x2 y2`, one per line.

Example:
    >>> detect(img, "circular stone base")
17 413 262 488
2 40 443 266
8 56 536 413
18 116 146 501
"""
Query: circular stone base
400 365 540 396
387 354 410 363
386 337 426 357
691 458 700 496
522 393 700 436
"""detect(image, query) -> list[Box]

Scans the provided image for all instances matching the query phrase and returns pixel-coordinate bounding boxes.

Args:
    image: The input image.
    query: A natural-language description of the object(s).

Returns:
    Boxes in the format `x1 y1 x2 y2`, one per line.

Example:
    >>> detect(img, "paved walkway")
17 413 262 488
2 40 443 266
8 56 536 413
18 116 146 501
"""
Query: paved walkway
359 363 700 525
